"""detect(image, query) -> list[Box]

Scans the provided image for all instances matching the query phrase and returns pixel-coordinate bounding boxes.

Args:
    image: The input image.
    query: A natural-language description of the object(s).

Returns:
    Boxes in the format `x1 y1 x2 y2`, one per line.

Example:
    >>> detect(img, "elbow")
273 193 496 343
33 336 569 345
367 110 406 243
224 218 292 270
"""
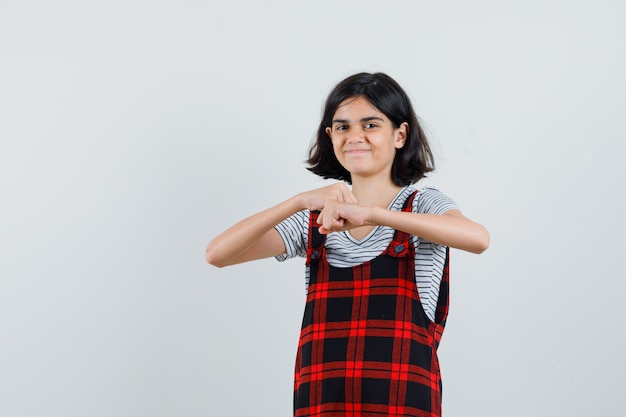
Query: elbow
205 243 227 268
472 227 490 254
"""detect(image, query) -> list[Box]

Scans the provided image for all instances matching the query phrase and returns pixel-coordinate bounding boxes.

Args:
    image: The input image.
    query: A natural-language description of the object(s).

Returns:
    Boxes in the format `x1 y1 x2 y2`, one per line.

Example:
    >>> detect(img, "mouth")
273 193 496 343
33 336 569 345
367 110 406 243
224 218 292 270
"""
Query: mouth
343 149 370 155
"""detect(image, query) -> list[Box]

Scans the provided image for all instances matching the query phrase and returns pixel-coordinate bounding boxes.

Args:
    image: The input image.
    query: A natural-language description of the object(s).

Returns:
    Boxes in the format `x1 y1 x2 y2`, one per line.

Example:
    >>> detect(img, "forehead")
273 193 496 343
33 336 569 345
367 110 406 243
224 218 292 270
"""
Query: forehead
333 96 384 119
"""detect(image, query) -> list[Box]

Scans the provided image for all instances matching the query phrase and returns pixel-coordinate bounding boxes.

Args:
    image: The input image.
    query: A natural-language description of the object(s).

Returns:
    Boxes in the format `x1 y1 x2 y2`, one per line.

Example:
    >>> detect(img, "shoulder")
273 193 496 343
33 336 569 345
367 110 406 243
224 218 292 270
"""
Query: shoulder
413 186 458 215
388 186 417 211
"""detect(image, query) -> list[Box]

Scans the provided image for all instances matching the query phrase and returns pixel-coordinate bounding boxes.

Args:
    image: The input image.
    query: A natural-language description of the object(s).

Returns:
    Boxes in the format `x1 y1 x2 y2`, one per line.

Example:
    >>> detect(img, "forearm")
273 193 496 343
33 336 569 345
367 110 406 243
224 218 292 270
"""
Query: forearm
206 183 358 267
369 207 490 254
205 196 302 267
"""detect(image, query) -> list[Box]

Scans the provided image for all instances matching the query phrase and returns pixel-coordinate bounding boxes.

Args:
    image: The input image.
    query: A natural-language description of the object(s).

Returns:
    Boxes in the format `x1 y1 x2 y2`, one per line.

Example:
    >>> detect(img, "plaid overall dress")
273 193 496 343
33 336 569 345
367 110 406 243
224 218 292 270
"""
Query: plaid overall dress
293 191 450 417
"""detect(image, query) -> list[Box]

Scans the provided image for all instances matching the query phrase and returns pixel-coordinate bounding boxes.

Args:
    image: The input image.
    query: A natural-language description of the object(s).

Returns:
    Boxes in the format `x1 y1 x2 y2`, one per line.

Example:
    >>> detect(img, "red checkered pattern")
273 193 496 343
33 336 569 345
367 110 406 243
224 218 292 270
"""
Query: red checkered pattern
294 191 450 417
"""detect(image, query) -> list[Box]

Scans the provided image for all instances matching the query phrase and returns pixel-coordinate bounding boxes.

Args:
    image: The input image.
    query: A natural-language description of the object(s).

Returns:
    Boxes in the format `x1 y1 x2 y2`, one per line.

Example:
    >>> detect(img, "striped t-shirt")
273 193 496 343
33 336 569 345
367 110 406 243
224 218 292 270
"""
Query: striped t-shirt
275 186 457 322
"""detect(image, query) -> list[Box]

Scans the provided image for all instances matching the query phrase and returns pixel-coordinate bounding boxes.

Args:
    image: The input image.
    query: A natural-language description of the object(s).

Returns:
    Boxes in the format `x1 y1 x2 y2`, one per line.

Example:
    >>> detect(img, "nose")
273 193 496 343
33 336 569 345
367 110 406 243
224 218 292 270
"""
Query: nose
346 126 365 143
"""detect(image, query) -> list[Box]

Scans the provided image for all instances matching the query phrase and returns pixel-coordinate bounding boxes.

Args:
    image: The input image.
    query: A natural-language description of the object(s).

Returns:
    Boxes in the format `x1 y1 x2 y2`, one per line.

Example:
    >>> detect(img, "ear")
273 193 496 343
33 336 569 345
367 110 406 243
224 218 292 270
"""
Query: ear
394 122 408 149
325 126 332 137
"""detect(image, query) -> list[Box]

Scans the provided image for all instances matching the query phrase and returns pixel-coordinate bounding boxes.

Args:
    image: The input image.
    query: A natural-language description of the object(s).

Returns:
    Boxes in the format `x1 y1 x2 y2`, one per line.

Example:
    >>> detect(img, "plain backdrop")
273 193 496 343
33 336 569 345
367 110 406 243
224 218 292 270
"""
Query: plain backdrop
1 1 625 416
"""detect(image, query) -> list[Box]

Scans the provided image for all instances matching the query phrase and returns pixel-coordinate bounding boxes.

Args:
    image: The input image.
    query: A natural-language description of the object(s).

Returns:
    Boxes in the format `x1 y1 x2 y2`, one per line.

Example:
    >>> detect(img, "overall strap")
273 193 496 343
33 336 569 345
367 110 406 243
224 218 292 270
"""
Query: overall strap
388 190 419 257
306 210 325 265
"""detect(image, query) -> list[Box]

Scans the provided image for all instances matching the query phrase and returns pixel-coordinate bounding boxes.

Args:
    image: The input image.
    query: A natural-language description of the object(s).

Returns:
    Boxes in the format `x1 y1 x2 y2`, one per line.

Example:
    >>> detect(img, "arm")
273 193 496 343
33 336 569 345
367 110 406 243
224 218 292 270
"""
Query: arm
205 183 358 267
205 198 297 268
317 202 489 254
370 208 489 254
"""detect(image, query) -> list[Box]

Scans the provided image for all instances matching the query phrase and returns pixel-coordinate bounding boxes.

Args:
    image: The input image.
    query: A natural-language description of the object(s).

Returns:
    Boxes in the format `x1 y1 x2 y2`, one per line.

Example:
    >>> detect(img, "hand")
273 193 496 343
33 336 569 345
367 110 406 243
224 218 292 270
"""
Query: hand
316 199 371 234
297 183 358 212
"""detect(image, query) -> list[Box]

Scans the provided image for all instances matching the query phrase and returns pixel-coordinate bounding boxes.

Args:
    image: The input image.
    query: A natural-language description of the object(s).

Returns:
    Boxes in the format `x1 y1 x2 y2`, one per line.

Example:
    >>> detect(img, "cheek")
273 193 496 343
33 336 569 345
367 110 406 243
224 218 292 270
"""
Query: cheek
330 138 345 160
332 142 342 157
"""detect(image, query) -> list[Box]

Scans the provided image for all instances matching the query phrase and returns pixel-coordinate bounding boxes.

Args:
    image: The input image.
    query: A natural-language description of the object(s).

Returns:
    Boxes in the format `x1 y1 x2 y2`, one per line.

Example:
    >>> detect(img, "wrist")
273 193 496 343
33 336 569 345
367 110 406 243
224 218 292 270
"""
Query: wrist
287 194 306 213
365 206 385 227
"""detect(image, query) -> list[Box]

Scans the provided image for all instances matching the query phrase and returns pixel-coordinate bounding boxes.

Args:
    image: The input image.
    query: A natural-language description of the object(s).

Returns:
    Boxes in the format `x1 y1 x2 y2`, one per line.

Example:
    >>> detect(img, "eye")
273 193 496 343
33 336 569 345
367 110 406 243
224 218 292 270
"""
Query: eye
364 123 378 129
335 124 348 131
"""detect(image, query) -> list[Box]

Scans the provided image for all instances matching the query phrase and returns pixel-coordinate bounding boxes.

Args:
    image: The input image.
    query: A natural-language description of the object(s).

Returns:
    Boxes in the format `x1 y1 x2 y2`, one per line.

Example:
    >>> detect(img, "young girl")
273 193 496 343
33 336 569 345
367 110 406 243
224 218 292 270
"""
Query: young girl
206 72 489 417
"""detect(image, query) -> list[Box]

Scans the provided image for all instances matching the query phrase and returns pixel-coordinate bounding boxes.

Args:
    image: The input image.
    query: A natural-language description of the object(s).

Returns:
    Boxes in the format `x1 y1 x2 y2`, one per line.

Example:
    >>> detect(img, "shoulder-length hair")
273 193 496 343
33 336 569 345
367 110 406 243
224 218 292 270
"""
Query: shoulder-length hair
307 72 435 186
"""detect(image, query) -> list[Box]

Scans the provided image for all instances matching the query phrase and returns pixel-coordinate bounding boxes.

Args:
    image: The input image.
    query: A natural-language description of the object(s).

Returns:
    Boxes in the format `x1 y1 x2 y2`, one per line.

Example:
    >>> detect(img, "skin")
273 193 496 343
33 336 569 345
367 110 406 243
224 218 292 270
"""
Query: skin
205 96 489 268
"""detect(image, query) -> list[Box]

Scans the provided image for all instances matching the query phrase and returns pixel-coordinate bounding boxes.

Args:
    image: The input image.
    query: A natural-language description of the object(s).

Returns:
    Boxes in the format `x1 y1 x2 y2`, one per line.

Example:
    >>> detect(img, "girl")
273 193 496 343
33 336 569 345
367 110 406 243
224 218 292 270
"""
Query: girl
206 72 489 417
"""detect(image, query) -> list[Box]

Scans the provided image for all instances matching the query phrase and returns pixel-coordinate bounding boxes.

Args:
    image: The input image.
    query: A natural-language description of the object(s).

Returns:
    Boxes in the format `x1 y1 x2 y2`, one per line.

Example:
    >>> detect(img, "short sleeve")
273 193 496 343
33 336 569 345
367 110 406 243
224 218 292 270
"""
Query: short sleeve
413 187 458 215
410 186 456 321
274 209 309 261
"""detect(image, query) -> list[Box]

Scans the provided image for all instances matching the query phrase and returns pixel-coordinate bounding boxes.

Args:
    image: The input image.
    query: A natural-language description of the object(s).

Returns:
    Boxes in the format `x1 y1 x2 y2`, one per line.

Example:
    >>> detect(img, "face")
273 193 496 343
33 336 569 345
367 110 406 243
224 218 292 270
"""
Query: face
325 96 407 183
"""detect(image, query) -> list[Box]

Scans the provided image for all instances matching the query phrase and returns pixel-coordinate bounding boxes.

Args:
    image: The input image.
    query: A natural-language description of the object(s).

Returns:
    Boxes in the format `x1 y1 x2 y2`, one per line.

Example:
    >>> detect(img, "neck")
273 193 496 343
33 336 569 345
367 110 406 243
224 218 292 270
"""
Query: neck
350 176 403 209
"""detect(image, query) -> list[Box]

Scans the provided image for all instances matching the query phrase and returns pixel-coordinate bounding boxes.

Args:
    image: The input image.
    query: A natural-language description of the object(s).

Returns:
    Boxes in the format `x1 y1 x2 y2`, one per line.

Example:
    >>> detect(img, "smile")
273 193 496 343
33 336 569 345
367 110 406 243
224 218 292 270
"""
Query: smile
343 149 370 155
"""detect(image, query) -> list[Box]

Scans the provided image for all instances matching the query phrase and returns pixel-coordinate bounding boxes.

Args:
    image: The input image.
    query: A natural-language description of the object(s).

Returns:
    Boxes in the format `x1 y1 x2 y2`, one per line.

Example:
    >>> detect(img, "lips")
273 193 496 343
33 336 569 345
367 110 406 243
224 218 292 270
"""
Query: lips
343 149 370 155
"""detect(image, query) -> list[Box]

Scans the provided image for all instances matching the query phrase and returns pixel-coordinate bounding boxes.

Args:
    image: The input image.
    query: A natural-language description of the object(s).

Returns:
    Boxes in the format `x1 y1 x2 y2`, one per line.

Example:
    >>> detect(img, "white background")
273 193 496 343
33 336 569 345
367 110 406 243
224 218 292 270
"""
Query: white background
1 1 625 416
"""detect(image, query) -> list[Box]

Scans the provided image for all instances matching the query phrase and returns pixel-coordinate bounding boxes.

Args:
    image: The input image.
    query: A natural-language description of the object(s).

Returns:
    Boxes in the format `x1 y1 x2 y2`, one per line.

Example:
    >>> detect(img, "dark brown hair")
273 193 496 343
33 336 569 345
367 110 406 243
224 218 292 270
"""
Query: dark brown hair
307 72 434 186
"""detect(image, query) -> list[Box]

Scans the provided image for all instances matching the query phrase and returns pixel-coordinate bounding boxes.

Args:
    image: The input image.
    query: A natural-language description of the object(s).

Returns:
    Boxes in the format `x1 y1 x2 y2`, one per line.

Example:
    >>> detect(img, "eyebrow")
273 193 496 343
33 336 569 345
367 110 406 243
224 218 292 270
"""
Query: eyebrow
331 116 385 124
